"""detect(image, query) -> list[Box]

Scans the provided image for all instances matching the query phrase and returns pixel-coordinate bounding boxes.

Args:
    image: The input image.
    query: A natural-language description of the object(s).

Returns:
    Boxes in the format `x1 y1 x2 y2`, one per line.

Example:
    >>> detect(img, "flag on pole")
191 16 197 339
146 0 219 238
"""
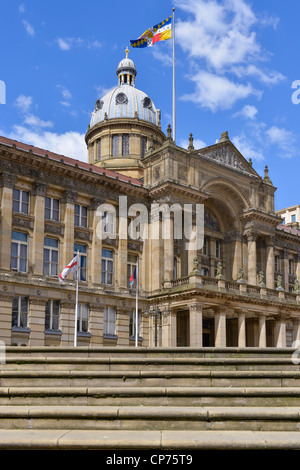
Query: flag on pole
59 254 79 283
130 14 172 48
129 266 137 285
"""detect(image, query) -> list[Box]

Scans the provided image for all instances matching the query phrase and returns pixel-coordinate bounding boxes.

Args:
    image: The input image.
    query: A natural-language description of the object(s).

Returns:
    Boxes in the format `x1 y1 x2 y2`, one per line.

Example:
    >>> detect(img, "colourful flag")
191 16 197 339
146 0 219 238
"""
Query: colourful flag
130 14 172 48
59 254 79 283
129 266 137 285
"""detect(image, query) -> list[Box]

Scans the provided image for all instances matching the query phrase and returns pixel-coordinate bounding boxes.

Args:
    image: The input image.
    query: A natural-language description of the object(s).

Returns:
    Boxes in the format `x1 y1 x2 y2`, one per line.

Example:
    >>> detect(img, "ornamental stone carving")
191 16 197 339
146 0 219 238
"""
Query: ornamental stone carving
202 146 252 175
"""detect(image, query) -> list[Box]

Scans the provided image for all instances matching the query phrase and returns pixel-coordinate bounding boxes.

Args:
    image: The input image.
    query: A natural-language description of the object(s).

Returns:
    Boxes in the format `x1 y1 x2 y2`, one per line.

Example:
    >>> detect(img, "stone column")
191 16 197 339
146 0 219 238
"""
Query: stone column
89 198 103 286
89 303 104 345
266 236 275 289
296 254 300 284
61 190 77 269
0 293 13 345
164 215 174 281
0 173 15 272
189 302 203 347
292 318 300 346
60 300 75 346
237 311 246 347
214 307 227 347
28 297 46 346
116 307 129 346
258 313 267 348
246 231 257 285
274 315 287 347
31 183 47 277
283 250 289 291
161 309 177 347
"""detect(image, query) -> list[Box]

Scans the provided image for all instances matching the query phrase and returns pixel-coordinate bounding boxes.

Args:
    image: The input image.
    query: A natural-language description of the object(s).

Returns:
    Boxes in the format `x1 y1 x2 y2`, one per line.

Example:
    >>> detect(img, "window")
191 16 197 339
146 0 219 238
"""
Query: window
202 237 208 255
103 306 116 336
102 211 115 235
291 214 296 223
97 139 101 160
129 310 141 338
13 189 29 215
275 255 281 272
127 254 138 287
141 137 147 159
173 257 178 279
201 267 209 276
74 204 88 228
215 240 221 258
12 296 28 328
122 134 129 156
11 231 28 273
45 300 60 331
77 304 89 333
289 259 294 275
112 135 119 157
43 238 59 276
74 243 87 281
101 249 113 285
281 217 285 225
45 197 60 221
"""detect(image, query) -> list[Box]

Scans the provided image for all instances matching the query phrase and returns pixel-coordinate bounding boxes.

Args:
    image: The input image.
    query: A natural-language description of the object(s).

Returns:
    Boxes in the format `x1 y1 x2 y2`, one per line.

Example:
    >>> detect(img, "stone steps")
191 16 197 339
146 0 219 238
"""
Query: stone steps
1 369 300 387
0 405 299 432
1 347 300 449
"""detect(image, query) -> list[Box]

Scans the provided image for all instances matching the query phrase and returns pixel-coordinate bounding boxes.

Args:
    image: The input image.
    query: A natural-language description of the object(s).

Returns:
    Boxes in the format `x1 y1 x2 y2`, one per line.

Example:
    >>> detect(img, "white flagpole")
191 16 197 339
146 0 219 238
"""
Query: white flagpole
74 252 79 347
172 7 176 143
135 263 138 347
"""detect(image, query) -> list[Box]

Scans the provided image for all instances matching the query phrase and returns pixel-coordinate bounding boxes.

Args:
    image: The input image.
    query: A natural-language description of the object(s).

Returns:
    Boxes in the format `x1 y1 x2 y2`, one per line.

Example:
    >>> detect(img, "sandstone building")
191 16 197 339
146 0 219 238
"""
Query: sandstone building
0 50 299 349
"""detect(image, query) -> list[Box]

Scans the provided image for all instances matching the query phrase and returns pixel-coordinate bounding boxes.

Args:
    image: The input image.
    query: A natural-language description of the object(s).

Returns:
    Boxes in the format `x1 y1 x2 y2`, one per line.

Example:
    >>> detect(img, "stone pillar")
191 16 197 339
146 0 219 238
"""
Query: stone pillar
89 303 104 345
0 293 13 345
161 309 177 347
189 302 203 347
31 183 47 277
266 236 275 289
237 311 246 347
61 190 77 269
0 173 15 272
274 316 287 347
116 308 129 346
258 314 267 348
283 250 289 291
296 254 300 284
246 231 257 285
28 297 46 346
214 307 227 347
164 215 174 281
89 198 103 286
150 208 164 291
60 301 75 346
292 318 300 346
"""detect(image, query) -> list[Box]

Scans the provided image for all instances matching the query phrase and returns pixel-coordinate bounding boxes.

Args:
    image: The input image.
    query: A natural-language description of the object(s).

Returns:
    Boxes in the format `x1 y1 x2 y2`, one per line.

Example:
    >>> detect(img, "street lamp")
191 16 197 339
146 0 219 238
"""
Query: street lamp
144 305 168 347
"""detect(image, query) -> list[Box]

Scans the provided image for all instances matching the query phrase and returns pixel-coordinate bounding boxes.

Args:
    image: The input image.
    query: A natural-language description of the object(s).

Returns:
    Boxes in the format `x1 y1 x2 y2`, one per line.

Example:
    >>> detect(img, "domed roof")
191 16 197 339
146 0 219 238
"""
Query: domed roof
90 48 160 128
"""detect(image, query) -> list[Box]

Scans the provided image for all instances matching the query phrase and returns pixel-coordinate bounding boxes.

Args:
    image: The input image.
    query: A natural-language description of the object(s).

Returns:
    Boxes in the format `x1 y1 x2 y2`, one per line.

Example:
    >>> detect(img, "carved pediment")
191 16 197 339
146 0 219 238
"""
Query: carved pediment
199 144 256 176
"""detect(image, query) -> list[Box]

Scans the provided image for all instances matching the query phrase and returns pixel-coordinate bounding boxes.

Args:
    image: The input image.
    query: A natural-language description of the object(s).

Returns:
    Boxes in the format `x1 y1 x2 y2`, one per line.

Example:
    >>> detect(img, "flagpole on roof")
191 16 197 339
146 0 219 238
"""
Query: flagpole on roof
172 7 176 143
135 262 139 347
74 251 79 347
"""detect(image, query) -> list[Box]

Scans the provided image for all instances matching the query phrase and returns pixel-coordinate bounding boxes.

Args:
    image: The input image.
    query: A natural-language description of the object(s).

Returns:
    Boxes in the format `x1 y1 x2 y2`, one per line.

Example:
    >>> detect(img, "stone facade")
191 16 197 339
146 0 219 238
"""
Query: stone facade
0 51 299 349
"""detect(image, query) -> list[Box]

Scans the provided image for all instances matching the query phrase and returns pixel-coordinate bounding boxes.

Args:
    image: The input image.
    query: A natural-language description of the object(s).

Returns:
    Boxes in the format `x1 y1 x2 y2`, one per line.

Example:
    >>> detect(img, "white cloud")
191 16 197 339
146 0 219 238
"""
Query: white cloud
22 20 34 36
19 4 25 13
23 114 53 128
56 37 102 51
7 125 87 162
181 71 260 111
232 64 285 85
265 126 296 158
15 95 33 113
232 133 265 161
233 104 258 120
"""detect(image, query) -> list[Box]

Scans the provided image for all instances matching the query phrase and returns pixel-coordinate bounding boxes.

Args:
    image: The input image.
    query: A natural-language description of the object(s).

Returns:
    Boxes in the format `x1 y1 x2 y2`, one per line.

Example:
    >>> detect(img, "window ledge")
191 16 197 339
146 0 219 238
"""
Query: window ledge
11 327 30 333
45 329 62 336
103 333 118 340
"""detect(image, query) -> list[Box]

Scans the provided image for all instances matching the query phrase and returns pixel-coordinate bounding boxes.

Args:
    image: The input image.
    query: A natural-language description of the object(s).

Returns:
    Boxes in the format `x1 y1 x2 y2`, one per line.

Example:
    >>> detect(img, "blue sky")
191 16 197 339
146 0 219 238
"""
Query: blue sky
0 0 299 210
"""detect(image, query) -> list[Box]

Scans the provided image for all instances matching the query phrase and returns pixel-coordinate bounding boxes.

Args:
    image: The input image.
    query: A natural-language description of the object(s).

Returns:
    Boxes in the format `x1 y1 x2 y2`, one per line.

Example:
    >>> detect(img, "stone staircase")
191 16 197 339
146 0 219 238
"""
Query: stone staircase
1 346 300 450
